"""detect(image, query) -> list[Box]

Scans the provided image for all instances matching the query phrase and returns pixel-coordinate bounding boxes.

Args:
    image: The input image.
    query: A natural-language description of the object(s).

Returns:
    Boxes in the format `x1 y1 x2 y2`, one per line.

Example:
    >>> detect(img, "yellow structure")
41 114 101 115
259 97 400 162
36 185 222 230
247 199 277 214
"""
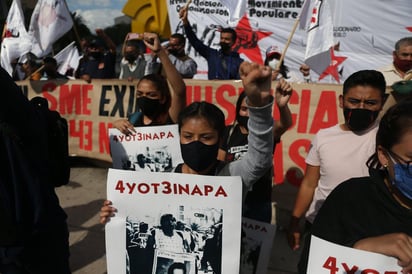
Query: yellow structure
122 0 171 38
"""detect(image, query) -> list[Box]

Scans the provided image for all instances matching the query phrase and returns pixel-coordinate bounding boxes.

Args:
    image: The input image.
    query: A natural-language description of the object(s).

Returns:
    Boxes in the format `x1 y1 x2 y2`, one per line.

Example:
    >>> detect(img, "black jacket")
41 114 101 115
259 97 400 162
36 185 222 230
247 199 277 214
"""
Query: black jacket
0 67 67 246
298 168 412 273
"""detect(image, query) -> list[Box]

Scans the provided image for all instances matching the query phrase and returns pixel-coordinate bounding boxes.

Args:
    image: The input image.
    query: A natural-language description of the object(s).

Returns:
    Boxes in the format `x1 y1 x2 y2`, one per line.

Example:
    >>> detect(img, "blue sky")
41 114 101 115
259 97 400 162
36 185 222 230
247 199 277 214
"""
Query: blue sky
66 0 128 32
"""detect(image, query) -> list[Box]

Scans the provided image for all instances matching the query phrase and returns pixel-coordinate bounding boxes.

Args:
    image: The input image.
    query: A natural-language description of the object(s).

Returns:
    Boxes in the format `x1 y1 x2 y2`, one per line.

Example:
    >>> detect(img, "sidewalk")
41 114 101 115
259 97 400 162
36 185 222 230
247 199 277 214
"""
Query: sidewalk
56 159 302 273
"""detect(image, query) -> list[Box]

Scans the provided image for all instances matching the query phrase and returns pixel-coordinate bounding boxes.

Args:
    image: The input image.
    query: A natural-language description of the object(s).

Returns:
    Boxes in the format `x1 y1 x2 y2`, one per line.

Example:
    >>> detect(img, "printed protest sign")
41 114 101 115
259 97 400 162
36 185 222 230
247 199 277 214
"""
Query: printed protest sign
308 235 401 273
109 124 183 172
105 168 243 274
240 217 276 274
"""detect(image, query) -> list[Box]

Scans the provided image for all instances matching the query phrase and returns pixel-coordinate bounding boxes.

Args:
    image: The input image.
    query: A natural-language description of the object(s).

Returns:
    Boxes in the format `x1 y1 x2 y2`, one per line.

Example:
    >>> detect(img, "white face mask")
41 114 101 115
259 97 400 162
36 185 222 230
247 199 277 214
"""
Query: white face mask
268 59 279 70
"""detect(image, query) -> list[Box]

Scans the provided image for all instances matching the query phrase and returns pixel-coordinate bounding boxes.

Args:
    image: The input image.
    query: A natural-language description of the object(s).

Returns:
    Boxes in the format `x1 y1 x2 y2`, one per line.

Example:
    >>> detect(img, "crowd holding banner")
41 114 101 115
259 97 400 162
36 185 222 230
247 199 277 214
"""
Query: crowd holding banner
19 78 348 184
3 0 410 271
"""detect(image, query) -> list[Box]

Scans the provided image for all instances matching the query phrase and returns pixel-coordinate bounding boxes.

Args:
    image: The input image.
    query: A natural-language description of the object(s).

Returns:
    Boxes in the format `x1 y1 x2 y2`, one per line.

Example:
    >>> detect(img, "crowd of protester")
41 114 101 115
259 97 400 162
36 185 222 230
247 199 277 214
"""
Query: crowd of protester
1 6 412 271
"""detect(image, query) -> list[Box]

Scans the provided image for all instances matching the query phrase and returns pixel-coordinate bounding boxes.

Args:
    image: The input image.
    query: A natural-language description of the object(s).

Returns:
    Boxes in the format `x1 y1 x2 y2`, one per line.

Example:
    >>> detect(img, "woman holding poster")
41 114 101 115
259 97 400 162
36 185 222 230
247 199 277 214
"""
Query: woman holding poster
101 62 293 273
113 32 186 134
301 100 412 273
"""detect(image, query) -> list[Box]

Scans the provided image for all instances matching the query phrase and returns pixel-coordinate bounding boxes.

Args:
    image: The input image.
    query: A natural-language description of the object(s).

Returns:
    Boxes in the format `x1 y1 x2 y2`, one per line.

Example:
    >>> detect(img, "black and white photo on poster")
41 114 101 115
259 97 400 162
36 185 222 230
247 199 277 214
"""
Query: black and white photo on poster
105 168 242 274
240 217 276 274
125 205 223 274
109 124 182 172
152 250 196 274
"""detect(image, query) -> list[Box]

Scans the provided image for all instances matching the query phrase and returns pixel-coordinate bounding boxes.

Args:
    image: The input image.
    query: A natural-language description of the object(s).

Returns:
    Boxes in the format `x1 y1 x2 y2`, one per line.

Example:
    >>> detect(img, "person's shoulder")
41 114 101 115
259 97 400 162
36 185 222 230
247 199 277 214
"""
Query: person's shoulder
184 55 197 64
285 71 304 83
315 124 341 136
224 124 234 132
142 53 152 59
309 125 346 147
230 50 242 59
330 175 374 199
120 57 128 65
366 123 379 135
221 124 234 140
103 52 116 62
104 51 116 57
378 63 395 73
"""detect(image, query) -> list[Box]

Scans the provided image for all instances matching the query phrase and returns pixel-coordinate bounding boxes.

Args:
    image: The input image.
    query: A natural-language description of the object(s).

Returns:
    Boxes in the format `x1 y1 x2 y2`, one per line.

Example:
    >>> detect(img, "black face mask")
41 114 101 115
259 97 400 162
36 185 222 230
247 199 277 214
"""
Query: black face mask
125 53 137 64
220 42 231 52
237 115 249 130
343 108 380 132
89 51 102 60
137 97 161 117
168 49 184 57
181 141 219 172
44 69 55 76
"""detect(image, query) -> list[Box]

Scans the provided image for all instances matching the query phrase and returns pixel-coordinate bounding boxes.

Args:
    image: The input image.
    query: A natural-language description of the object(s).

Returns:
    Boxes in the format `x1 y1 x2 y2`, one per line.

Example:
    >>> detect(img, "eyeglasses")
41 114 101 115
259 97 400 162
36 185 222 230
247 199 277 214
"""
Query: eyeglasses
387 150 412 175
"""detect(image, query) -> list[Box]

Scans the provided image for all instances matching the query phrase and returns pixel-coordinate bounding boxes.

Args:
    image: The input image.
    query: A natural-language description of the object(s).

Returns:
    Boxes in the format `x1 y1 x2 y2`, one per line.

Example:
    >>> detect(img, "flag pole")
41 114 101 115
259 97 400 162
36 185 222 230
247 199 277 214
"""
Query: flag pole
62 0 82 50
1 24 6 55
2 23 7 40
275 0 310 70
26 64 44 80
185 0 192 9
276 18 300 70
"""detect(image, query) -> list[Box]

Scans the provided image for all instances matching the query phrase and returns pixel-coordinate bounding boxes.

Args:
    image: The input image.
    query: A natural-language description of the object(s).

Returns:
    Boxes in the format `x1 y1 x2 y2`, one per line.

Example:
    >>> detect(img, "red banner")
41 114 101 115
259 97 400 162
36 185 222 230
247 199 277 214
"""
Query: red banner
20 79 346 184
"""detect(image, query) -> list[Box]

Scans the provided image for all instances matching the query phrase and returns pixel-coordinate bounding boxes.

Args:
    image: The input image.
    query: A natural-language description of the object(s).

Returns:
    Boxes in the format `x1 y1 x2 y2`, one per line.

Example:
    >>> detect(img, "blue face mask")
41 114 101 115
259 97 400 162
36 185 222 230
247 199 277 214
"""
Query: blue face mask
392 163 412 200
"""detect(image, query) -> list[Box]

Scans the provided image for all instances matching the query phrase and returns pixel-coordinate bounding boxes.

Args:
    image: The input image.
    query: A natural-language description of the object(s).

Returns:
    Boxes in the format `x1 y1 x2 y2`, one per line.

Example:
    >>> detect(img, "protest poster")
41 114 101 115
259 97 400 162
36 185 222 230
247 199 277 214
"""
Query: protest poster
109 124 183 172
105 168 243 274
307 235 401 273
240 217 276 274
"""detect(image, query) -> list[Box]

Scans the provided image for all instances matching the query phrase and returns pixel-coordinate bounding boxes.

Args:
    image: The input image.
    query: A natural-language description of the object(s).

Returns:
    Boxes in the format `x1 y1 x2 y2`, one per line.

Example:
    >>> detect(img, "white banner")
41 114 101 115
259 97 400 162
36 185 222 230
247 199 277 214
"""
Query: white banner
105 168 243 274
220 0 247 23
308 235 401 273
303 0 334 76
29 0 73 57
167 0 412 82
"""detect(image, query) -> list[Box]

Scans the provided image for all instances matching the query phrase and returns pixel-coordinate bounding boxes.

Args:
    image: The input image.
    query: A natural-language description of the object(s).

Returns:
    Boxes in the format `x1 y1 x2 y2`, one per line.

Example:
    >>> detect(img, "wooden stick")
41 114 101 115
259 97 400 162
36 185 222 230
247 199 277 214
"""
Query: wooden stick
276 18 300 70
184 0 192 9
62 0 83 52
26 64 44 80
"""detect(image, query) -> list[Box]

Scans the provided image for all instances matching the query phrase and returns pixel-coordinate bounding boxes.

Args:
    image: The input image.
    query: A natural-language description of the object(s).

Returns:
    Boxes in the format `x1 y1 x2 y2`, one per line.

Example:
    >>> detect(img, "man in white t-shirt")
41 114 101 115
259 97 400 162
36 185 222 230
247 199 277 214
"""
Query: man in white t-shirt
286 70 388 272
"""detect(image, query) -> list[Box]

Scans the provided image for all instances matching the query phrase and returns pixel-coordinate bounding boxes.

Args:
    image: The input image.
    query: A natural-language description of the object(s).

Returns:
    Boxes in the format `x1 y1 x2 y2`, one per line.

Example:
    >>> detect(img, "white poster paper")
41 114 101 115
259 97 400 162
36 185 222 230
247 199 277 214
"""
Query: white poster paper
240 217 276 274
308 235 402 273
109 124 183 172
105 168 243 274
